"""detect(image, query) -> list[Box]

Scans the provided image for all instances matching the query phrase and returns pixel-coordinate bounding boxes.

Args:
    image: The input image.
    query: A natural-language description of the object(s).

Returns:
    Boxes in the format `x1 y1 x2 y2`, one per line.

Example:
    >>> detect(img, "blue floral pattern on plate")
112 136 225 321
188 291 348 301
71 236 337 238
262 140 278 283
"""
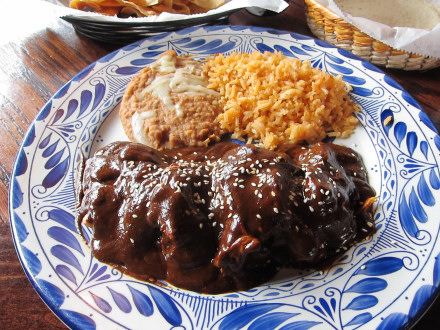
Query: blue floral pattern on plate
9 25 440 329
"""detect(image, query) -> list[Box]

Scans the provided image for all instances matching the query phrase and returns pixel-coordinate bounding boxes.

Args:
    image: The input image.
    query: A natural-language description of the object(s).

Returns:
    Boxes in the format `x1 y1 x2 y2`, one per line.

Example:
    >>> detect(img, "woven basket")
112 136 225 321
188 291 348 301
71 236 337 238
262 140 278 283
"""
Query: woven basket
304 0 440 70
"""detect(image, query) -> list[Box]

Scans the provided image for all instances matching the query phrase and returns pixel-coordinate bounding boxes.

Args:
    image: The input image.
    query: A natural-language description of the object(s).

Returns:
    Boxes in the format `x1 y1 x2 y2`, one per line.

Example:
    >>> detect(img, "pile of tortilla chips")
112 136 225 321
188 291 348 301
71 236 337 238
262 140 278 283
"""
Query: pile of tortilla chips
69 0 225 17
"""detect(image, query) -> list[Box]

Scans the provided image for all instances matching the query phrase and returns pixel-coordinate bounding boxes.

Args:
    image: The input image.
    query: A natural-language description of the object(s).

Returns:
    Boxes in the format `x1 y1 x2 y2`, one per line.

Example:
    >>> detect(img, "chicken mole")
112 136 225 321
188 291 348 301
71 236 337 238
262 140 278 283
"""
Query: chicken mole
76 141 376 294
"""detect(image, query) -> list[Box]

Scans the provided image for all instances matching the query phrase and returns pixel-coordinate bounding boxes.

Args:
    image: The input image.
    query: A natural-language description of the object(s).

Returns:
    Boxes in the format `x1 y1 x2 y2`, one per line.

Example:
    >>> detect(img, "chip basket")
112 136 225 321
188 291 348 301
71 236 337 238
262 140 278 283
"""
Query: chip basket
304 0 440 70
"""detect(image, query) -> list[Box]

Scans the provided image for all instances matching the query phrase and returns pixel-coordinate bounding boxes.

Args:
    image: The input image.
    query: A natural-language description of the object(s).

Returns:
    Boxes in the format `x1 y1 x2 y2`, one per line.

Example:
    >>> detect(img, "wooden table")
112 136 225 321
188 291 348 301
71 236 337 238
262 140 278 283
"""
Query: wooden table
1 0 439 328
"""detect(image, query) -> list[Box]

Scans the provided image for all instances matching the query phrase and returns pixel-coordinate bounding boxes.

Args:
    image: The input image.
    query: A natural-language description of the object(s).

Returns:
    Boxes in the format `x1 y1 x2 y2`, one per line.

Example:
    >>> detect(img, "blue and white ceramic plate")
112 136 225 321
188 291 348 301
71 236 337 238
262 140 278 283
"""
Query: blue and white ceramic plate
9 26 440 329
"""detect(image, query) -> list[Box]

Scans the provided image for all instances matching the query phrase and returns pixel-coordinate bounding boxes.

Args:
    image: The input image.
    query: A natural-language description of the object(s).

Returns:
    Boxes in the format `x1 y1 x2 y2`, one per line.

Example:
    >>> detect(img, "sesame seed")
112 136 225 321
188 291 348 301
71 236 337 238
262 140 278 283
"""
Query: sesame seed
273 207 279 213
256 214 262 219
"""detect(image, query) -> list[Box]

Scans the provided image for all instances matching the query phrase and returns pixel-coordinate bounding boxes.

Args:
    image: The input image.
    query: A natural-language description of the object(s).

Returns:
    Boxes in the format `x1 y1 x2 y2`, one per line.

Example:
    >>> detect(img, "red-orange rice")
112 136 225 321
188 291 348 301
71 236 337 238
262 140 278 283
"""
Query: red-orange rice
204 51 359 149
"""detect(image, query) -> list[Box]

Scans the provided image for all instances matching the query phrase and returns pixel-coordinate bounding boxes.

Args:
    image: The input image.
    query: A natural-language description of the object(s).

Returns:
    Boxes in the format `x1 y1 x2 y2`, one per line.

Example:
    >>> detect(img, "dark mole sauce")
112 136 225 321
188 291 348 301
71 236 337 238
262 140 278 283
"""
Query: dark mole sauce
76 141 376 294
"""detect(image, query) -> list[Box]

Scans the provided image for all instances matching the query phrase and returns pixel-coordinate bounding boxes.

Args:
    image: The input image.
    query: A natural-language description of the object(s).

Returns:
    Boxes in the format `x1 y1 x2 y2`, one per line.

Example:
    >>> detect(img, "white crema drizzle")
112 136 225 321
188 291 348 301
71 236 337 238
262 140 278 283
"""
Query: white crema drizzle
136 54 220 117
132 54 220 145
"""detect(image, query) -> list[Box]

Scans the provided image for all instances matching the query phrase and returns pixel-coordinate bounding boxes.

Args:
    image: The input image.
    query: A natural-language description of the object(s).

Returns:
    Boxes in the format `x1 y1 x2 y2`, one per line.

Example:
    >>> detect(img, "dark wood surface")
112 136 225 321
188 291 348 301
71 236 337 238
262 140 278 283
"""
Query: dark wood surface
1 0 439 328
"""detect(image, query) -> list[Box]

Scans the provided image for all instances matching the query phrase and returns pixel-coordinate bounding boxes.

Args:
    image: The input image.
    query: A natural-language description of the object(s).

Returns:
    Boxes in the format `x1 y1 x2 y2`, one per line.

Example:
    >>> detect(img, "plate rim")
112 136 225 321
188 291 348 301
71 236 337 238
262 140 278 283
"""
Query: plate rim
8 24 440 329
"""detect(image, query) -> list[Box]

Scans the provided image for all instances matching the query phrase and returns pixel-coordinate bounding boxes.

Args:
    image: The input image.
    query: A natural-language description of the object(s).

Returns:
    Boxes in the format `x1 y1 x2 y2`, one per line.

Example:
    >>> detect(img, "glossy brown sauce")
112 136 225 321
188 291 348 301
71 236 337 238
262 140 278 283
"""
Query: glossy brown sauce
76 141 376 294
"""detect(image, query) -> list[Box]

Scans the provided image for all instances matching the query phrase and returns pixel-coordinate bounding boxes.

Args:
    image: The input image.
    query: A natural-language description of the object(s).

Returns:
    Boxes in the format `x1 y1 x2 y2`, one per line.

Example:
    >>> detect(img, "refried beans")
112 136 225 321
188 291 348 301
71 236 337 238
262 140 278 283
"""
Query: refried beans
119 50 224 150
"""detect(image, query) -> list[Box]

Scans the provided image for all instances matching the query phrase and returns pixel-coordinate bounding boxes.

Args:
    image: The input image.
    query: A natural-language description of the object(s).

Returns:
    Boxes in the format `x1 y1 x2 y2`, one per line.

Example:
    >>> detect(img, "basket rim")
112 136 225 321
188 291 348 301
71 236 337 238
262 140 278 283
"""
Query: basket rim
304 0 440 64
304 0 342 20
